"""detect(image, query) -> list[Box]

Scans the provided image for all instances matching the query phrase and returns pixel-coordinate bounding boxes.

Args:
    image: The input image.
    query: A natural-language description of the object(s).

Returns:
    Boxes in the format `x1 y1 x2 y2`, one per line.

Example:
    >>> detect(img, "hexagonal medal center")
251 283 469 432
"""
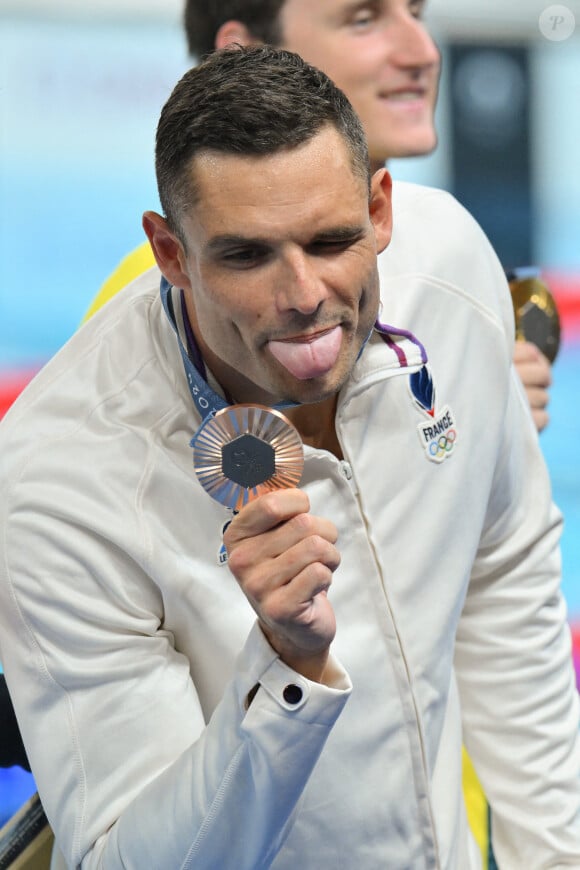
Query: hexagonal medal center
221 433 275 488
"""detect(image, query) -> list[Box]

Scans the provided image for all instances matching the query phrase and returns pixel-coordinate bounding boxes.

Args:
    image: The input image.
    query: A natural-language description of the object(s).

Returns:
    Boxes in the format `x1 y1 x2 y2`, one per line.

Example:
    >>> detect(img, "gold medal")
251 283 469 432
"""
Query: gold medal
509 274 561 363
193 404 304 511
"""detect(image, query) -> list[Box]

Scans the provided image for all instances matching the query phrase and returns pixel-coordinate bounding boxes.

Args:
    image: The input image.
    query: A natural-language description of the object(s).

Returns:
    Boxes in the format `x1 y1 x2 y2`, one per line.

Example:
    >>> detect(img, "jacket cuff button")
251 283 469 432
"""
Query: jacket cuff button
283 684 303 705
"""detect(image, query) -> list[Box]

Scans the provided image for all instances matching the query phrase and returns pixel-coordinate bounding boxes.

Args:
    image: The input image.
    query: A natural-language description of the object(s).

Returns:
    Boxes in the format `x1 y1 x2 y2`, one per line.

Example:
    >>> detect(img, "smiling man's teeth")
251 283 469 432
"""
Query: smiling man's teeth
388 91 422 101
268 326 342 380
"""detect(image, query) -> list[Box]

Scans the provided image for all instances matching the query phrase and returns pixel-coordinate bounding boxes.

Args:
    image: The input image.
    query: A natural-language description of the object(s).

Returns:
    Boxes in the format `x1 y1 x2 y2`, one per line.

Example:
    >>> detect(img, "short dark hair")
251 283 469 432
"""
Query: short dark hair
184 1 285 59
155 45 370 240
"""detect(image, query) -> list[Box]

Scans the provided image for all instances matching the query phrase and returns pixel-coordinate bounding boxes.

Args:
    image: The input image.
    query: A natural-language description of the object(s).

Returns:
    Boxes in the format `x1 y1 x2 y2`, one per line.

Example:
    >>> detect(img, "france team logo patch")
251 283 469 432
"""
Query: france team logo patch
410 367 457 463
409 366 436 417
417 405 457 464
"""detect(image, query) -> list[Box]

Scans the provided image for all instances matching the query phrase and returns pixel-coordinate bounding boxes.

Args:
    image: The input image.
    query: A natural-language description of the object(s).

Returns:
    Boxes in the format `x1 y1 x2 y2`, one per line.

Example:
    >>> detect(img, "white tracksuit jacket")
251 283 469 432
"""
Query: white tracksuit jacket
1 183 579 869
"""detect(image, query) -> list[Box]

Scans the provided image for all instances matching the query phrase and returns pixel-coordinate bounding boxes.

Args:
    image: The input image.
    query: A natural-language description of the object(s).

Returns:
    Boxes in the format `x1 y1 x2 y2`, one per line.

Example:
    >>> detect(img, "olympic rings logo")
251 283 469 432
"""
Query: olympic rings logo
428 428 456 459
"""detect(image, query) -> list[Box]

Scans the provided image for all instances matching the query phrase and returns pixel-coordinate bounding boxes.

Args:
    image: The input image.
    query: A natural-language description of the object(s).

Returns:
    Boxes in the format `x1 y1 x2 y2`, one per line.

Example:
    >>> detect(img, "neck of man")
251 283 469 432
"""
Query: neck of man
284 395 343 459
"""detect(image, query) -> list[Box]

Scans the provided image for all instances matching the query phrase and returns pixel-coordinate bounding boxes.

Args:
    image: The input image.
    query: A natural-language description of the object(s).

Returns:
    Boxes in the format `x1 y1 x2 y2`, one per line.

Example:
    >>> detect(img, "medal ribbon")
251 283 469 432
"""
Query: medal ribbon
373 318 427 367
160 276 229 422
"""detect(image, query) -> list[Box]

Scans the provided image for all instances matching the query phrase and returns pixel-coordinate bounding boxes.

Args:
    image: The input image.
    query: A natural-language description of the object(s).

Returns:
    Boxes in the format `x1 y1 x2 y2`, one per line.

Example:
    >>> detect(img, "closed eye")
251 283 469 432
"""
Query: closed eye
214 244 272 269
308 232 366 255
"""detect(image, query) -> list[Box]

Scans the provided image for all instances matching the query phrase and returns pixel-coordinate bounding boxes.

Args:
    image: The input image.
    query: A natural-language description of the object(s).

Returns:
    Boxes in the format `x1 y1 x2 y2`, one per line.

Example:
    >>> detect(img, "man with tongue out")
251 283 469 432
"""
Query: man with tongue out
87 0 551 436
1 46 579 870
268 326 343 383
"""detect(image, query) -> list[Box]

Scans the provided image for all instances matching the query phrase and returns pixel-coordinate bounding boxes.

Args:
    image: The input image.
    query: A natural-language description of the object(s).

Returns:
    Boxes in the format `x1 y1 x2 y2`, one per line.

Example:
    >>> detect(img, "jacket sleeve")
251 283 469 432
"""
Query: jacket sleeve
0 493 351 870
455 368 580 866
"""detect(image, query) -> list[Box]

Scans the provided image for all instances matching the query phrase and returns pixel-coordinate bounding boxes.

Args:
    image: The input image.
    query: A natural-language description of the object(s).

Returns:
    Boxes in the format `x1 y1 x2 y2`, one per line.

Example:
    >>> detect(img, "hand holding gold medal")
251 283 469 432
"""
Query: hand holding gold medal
193 404 304 511
509 272 560 363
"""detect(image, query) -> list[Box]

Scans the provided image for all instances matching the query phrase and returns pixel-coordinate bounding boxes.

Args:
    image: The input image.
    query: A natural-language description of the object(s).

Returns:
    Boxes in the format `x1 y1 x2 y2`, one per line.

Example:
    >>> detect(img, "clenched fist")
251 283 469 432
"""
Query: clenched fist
224 488 340 683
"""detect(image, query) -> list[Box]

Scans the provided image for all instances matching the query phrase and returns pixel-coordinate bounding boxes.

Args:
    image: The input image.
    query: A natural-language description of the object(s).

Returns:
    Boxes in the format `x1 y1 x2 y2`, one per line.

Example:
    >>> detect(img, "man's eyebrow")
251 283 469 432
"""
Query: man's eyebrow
205 225 366 253
311 225 366 242
341 0 381 15
205 234 267 254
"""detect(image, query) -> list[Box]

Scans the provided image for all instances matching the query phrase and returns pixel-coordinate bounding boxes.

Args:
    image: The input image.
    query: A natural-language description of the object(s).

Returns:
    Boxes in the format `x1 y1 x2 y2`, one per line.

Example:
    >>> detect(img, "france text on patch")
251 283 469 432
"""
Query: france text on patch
417 405 457 464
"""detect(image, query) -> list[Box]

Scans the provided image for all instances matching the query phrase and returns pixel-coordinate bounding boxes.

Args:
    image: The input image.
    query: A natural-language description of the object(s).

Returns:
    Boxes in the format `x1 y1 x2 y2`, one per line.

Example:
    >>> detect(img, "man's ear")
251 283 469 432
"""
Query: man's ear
369 169 393 254
215 20 260 50
142 211 192 291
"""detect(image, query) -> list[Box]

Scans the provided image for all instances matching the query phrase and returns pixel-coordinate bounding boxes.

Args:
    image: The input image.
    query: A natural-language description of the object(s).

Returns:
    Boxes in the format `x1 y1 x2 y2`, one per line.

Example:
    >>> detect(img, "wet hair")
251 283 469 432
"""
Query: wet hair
184 0 286 59
155 45 370 239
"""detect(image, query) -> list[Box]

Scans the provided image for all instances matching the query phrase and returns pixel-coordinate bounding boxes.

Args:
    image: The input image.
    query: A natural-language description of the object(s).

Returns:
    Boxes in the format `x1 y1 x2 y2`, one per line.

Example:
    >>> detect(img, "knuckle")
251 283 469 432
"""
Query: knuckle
259 492 285 524
291 512 316 535
307 536 340 570
243 576 265 603
303 533 325 558
227 543 252 577
259 491 304 527
239 566 272 605
309 560 333 586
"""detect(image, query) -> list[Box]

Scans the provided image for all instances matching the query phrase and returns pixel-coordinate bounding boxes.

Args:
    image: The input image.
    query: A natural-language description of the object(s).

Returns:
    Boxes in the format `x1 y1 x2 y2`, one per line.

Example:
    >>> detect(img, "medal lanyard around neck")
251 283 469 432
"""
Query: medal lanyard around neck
161 277 299 427
160 276 428 423
160 276 229 421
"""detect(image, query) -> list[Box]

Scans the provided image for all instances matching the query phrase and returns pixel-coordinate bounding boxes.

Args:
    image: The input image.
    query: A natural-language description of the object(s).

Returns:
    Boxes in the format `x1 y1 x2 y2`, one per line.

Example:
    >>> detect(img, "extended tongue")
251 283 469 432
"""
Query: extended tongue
268 326 342 380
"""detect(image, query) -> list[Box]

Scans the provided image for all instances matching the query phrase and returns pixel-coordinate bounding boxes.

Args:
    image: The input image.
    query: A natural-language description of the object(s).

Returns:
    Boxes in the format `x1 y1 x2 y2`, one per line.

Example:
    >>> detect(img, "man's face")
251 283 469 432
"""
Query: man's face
178 127 391 407
278 0 440 168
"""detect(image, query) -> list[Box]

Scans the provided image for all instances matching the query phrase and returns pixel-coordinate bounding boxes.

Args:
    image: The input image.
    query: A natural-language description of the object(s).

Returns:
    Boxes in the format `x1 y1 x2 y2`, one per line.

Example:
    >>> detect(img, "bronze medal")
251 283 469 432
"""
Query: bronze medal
193 404 304 511
509 274 561 363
